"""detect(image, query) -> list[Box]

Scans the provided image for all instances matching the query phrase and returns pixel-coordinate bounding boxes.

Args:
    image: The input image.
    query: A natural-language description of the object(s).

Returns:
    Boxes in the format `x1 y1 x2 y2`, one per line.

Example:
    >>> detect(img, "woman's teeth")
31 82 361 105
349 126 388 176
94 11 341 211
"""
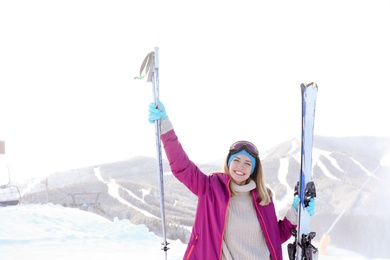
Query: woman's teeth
235 171 245 176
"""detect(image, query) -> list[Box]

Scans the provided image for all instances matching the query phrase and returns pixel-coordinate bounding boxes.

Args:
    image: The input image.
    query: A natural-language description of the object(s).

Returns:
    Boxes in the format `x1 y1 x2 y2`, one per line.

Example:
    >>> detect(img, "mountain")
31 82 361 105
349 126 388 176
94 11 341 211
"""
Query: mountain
10 135 390 259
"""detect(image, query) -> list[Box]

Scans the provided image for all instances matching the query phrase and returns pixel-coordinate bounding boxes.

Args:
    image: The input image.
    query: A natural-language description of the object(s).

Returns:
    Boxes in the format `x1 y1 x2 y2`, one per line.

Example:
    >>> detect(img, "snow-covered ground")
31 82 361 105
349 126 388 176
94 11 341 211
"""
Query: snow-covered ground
0 204 186 260
1 203 381 260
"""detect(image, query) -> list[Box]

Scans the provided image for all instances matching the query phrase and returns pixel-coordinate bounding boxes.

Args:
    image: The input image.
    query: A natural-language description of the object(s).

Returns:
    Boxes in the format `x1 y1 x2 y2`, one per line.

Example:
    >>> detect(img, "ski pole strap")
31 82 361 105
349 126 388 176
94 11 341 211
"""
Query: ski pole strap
134 51 154 82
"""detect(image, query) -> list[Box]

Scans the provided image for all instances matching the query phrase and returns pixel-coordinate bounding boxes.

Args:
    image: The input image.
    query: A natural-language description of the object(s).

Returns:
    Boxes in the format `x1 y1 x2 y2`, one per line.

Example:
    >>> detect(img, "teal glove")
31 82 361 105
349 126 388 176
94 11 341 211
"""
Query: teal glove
292 196 300 212
148 100 168 124
292 196 315 217
306 197 315 217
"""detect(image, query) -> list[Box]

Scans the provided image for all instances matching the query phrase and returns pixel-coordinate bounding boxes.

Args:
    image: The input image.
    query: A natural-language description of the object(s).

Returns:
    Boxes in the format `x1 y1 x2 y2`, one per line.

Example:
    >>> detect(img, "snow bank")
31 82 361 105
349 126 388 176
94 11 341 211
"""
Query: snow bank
0 204 379 260
0 204 186 260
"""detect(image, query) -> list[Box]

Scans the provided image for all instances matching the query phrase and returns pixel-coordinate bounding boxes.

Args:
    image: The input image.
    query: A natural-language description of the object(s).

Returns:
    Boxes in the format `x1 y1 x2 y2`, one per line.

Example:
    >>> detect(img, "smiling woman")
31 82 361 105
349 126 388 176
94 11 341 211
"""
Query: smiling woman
147 99 317 259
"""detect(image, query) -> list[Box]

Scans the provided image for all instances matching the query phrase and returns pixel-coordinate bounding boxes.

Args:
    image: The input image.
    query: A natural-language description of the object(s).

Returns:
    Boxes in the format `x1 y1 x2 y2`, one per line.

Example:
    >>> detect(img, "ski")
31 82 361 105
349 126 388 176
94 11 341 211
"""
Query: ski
288 82 318 260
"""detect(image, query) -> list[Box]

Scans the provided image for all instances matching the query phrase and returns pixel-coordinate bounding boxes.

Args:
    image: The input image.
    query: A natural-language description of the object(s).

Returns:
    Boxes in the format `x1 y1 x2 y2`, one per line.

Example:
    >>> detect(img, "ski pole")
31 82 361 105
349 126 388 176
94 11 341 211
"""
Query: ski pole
152 47 170 259
135 47 169 259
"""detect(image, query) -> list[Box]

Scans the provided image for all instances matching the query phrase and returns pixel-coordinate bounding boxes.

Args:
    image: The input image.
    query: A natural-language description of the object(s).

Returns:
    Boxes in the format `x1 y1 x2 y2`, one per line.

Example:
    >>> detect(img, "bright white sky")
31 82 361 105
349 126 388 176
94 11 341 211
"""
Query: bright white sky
1 0 390 181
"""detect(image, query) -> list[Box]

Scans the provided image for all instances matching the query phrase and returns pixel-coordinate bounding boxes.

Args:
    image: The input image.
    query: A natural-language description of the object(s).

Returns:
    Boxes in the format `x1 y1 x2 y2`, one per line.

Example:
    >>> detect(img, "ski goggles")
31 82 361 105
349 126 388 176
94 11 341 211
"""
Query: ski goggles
229 141 259 158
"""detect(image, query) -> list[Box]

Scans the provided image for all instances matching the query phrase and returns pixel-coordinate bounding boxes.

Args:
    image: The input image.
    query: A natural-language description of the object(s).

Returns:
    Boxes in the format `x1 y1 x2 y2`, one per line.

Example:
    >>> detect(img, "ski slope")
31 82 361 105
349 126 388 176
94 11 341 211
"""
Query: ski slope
0 204 378 260
0 204 186 260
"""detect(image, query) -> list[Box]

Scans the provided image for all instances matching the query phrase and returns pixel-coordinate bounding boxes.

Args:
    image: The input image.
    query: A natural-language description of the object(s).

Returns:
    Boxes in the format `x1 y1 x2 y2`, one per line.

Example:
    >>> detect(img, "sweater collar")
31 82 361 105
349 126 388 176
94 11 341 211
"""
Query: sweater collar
230 179 256 193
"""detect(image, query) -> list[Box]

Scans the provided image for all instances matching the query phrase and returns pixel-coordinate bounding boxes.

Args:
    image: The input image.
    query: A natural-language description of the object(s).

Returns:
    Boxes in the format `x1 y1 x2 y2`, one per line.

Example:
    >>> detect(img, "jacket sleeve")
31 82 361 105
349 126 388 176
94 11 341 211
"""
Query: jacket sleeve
278 211 297 243
160 122 208 196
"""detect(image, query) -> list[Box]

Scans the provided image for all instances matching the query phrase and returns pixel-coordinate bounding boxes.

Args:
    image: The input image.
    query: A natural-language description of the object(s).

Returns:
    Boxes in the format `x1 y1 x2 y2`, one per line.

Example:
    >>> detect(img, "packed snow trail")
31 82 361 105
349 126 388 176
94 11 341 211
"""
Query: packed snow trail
94 167 159 219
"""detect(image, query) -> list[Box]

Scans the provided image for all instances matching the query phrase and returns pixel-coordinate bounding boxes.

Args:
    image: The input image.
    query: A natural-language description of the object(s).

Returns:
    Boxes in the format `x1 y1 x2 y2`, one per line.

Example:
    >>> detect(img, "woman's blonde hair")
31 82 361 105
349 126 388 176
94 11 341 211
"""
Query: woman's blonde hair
224 155 272 206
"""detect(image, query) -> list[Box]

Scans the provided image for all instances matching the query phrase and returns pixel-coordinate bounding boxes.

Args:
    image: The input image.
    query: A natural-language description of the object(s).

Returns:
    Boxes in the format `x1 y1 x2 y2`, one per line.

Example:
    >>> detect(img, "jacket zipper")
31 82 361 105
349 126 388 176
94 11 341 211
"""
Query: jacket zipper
252 192 278 260
186 234 198 260
219 178 232 259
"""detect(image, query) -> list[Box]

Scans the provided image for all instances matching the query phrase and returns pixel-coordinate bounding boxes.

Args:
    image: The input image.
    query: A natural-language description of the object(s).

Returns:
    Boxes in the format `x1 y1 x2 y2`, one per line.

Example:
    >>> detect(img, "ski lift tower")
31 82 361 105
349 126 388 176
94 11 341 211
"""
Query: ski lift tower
0 140 21 206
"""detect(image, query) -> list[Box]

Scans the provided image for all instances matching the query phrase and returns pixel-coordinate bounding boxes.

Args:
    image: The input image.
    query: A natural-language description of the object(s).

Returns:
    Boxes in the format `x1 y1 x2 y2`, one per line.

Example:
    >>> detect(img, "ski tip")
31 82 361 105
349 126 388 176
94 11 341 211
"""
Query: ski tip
300 82 318 89
300 82 318 94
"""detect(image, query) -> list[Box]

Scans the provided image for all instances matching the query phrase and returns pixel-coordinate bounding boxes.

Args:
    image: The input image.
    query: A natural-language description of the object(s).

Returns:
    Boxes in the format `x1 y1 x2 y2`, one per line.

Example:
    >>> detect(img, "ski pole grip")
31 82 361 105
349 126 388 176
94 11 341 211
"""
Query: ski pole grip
0 141 5 154
154 47 159 69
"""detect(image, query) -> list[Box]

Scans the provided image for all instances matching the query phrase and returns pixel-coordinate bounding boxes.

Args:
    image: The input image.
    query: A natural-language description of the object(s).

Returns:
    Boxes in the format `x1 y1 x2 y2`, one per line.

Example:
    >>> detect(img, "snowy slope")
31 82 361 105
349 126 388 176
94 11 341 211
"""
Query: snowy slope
0 204 186 260
0 204 373 260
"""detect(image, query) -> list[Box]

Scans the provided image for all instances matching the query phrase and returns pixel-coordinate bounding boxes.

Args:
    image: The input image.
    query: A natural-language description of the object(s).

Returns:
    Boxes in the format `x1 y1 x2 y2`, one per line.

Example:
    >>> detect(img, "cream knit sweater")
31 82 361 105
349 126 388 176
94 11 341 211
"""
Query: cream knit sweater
222 180 271 260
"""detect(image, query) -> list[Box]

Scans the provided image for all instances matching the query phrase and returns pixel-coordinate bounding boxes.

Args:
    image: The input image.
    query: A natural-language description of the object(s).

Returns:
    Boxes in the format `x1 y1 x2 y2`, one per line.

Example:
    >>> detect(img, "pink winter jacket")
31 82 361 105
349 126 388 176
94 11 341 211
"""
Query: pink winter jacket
161 129 296 260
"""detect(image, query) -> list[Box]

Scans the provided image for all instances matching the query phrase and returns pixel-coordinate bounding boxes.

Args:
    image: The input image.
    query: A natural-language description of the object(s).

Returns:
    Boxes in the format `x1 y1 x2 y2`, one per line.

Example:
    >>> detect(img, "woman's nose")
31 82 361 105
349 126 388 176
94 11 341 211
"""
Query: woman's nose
237 162 246 170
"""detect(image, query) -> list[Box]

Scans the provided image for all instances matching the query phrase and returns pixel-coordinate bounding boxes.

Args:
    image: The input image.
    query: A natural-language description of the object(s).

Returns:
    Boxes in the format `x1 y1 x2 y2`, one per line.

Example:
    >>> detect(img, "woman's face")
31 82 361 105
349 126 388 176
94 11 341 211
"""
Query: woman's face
228 154 253 185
